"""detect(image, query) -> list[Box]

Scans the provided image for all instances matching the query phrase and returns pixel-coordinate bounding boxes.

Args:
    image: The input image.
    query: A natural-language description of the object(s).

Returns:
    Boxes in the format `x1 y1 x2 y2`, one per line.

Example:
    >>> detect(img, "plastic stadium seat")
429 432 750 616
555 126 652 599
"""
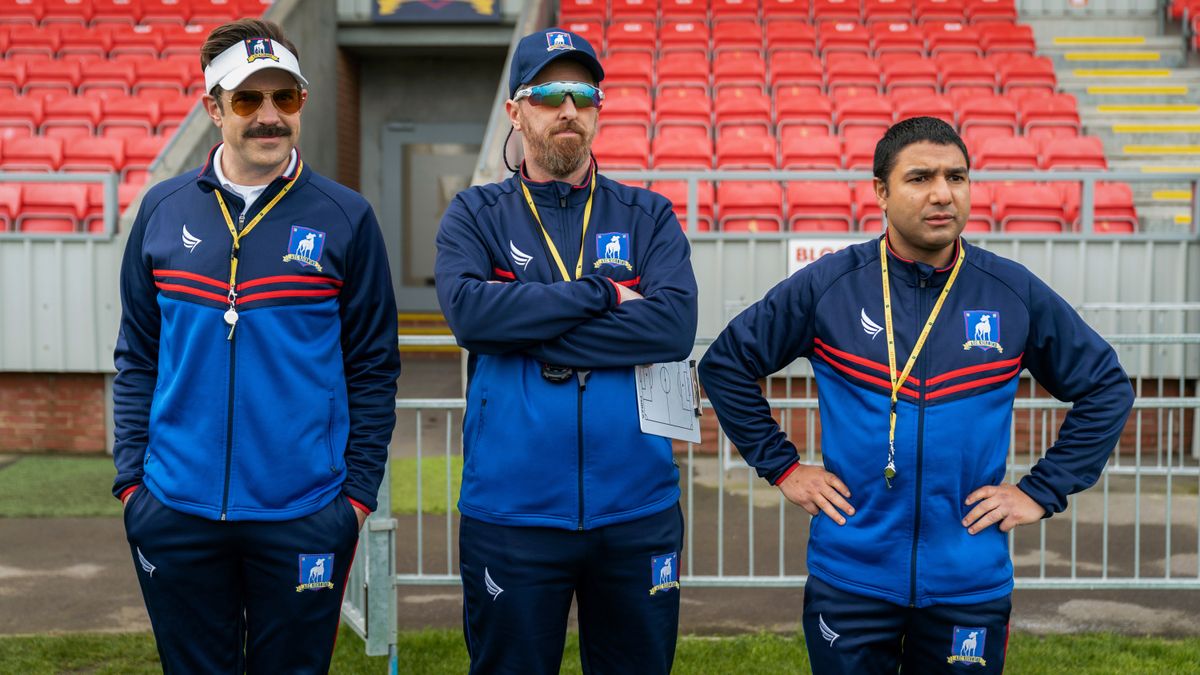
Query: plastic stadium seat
133 60 193 95
63 137 127 173
717 181 784 231
600 87 652 129
1020 93 1081 139
85 181 144 232
0 183 21 230
0 99 44 137
79 60 137 98
769 51 824 89
864 0 915 23
826 53 882 93
653 135 714 169
190 0 242 23
655 87 712 130
657 123 711 144
765 20 817 55
882 56 938 94
782 134 842 169
662 0 710 19
711 0 760 20
714 87 772 132
17 182 89 233
938 54 997 96
0 63 26 95
958 94 1017 138
612 0 657 19
813 0 862 22
58 25 113 60
99 97 161 138
2 136 65 172
975 135 1038 169
716 130 778 168
158 95 196 134
43 0 96 25
994 183 1066 232
593 128 650 169
23 61 82 96
893 93 955 126
915 0 966 23
608 20 657 52
787 181 854 231
159 23 213 59
871 22 926 57
776 89 834 135
980 22 1035 55
764 0 811 16
966 0 1017 23
854 181 885 230
41 95 104 140
602 52 653 90
657 52 710 90
842 135 879 169
995 54 1057 96
0 2 43 25
1091 182 1139 233
713 20 763 51
1041 136 1108 170
8 27 62 60
123 135 169 183
141 0 195 24
818 21 872 57
713 51 767 91
93 0 146 25
559 0 605 21
835 93 894 137
966 182 994 232
563 21 604 53
926 22 982 57
660 21 708 53
108 26 162 59
651 180 715 230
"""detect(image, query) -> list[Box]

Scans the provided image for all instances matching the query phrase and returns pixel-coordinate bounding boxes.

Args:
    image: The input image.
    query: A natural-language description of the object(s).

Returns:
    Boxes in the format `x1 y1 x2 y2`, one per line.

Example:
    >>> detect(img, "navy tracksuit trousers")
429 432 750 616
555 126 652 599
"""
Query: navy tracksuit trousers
122 486 360 674
459 504 684 675
802 575 1011 674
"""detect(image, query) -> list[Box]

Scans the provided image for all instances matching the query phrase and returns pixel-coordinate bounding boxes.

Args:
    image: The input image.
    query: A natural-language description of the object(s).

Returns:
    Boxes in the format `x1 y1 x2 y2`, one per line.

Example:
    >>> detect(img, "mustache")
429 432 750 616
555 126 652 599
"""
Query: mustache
548 122 587 137
245 125 292 138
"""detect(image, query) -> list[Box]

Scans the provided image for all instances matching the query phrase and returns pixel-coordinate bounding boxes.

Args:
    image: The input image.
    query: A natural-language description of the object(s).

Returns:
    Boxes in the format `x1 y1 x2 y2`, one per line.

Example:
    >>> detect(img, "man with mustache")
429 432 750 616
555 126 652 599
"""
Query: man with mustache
435 28 698 675
699 117 1134 673
112 19 401 673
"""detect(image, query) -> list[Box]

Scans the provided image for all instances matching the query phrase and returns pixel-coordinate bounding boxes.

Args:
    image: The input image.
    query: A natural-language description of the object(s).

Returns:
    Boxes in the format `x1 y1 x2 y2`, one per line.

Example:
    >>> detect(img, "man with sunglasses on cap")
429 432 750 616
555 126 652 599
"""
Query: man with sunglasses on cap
435 28 698 675
112 18 401 673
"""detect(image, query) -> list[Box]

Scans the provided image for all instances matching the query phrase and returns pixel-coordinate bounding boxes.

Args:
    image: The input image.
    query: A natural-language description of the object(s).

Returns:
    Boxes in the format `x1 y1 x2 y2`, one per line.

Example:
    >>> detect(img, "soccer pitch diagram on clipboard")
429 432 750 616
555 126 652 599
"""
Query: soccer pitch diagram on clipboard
635 360 702 444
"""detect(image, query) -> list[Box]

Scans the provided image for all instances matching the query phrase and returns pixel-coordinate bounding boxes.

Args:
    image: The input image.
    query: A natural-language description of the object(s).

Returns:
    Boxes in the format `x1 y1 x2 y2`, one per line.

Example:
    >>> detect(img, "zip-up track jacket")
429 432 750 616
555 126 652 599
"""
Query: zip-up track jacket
113 145 401 521
699 237 1133 607
435 166 698 530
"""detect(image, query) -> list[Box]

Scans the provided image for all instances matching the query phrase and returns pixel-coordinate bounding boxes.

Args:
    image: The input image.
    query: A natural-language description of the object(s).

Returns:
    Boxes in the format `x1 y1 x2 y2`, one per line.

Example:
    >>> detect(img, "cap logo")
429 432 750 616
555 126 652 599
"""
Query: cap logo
244 38 279 63
546 31 575 51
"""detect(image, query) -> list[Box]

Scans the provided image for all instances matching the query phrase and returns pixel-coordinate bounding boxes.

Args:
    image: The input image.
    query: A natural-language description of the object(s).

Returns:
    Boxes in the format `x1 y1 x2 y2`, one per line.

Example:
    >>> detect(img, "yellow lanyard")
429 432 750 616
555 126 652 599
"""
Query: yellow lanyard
213 161 304 339
519 168 597 282
880 236 965 487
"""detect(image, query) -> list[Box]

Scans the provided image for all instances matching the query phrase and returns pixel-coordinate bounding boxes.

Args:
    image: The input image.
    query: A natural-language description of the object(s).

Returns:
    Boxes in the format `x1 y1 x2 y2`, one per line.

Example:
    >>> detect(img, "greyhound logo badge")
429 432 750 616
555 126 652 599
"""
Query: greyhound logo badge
545 31 575 51
296 553 335 592
244 38 279 63
484 567 503 600
594 232 633 271
509 241 533 271
182 224 201 252
818 614 840 647
860 308 883 339
947 626 987 666
962 310 1003 353
283 226 326 272
649 552 679 596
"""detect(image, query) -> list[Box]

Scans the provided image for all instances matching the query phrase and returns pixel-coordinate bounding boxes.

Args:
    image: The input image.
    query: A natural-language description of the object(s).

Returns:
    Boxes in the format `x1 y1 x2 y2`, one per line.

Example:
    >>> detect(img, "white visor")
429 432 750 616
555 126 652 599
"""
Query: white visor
203 38 308 94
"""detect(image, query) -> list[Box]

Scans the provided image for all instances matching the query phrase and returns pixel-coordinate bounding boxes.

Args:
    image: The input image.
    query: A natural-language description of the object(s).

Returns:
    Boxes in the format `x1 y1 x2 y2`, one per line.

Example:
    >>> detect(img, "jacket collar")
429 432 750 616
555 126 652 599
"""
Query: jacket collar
197 143 309 211
515 158 597 208
881 232 964 287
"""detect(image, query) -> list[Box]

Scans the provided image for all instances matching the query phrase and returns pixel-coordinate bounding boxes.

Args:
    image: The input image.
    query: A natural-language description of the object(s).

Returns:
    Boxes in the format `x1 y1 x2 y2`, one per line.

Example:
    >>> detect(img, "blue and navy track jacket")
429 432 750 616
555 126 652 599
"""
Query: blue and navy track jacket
112 145 401 521
699 236 1133 607
435 164 698 530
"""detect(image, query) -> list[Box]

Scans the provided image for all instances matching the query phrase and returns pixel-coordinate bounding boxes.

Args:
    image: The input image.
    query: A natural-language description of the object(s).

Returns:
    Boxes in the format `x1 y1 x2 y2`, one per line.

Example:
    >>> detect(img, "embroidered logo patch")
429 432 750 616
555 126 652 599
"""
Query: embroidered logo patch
545 31 575 51
649 552 680 596
594 232 633 271
860 308 883 339
296 553 335 592
283 226 326 272
244 37 279 63
947 626 987 666
962 310 1003 353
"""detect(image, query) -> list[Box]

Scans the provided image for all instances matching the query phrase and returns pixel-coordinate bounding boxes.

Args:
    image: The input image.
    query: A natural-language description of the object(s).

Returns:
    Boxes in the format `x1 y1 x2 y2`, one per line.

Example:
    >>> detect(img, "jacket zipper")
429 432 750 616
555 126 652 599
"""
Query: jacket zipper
220 210 245 520
576 369 590 530
910 275 930 605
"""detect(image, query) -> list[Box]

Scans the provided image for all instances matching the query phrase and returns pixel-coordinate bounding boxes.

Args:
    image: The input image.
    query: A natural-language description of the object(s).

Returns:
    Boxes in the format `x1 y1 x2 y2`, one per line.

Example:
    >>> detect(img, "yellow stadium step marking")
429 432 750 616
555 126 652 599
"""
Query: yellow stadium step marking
399 345 461 353
1124 145 1200 155
1055 36 1147 46
1152 190 1193 201
1073 69 1171 78
397 312 445 322
1098 104 1200 113
1140 166 1200 173
1113 124 1200 133
1065 51 1161 61
1175 214 1192 225
397 326 452 335
1087 85 1187 95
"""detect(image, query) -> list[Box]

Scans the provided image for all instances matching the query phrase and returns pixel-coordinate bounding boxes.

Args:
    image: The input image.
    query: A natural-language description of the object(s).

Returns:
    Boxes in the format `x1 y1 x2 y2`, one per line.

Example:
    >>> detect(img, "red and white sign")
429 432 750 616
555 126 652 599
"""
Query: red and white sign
786 238 861 277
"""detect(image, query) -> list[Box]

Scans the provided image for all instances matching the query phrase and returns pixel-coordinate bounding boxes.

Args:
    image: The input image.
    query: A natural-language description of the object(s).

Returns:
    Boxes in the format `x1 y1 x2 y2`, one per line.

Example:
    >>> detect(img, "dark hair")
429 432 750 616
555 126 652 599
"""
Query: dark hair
201 19 299 102
873 116 970 183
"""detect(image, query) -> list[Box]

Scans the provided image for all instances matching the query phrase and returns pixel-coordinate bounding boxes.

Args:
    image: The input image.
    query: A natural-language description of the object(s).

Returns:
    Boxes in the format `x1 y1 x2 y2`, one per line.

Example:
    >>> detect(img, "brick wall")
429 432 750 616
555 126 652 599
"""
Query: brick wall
0 373 107 453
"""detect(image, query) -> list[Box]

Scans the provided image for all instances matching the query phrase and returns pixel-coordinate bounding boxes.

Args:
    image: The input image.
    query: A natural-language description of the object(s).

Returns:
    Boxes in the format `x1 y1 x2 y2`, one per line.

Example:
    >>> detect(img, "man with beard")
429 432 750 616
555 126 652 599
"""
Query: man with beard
112 19 401 673
435 28 698 675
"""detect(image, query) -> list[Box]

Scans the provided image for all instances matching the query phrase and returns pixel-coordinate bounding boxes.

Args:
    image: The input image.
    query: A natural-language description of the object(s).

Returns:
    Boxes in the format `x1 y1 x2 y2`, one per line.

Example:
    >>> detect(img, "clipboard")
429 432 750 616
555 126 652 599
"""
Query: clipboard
635 360 702 444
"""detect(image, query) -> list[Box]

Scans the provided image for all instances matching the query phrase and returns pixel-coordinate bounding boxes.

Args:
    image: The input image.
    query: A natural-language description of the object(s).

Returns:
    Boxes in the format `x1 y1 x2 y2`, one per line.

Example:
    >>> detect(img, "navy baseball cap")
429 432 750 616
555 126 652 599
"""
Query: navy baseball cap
508 28 605 99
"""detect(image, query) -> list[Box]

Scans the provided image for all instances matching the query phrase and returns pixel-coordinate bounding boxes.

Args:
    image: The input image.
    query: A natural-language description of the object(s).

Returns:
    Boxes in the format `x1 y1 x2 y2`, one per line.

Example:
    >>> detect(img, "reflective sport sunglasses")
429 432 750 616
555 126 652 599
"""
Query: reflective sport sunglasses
227 88 305 117
513 81 604 109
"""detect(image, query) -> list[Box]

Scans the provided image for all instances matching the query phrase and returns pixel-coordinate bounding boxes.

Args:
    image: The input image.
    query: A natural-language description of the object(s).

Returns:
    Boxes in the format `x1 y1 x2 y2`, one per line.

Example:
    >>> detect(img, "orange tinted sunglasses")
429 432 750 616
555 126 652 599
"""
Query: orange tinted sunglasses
227 88 305 117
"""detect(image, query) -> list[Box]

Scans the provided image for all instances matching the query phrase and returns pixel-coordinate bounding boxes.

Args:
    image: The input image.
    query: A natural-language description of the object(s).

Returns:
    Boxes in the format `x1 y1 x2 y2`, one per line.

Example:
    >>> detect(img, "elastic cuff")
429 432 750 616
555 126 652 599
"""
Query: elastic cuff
118 485 139 502
606 277 623 305
773 461 801 486
347 497 372 515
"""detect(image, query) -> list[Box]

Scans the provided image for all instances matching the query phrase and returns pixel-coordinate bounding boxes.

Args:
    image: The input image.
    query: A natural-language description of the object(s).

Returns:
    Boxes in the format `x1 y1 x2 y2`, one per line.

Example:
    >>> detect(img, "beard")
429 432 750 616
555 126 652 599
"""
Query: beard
521 113 594 179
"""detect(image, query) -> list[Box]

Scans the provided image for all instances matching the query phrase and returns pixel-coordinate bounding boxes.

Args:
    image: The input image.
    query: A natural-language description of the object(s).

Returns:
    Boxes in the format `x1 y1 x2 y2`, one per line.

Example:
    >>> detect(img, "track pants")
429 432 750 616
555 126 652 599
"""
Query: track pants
802 575 1011 674
459 504 684 675
123 486 360 674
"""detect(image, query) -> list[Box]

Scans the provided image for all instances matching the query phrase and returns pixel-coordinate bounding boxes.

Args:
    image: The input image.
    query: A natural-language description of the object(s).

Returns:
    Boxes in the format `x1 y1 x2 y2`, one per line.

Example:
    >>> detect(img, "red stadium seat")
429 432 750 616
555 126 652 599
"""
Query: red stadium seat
660 20 709 53
713 20 763 51
842 135 879 169
0 98 44 137
9 27 62 61
593 127 650 169
1019 93 1081 139
1041 136 1107 170
99 97 161 138
854 181 885 230
43 0 95 25
814 0 862 22
657 123 712 143
651 180 715 230
864 0 915 23
764 0 811 16
712 0 760 19
17 182 89 233
714 87 772 133
966 182 994 232
882 56 938 95
600 87 652 130
926 22 982 57
24 60 83 96
657 52 710 91
84 181 143 232
93 0 146 25
769 51 824 90
159 23 213 59
1091 182 1139 233
655 87 712 131
140 0 195 25
975 135 1038 169
2 136 65 172
777 89 834 135
893 93 955 126
870 22 926 57
995 54 1057 96
0 62 26 95
58 25 114 60
190 0 242 23
158 95 196 134
122 135 169 183
958 94 1017 137
716 129 778 168
818 21 872 57
133 60 192 95
612 0 657 19
563 21 605 53
938 54 997 96
63 137 127 172
980 22 1035 55
782 134 842 169
79 60 137 98
994 183 1066 232
41 95 104 140
915 0 965 23
559 0 605 21
718 181 784 231
766 19 817 54
0 2 43 25
713 51 767 91
662 0 710 18
787 181 854 231
826 53 882 93
966 0 1017 23
608 20 657 52
653 135 714 169
602 52 653 91
108 26 162 59
0 183 21 230
835 93 894 137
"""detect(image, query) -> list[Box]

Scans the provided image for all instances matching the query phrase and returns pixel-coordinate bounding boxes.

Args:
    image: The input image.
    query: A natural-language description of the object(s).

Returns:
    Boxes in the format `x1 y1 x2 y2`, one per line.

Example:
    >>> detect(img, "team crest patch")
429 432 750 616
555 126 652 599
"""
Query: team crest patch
947 626 987 666
244 37 279 62
296 553 335 592
546 31 575 51
282 226 326 272
649 552 680 596
962 310 1003 353
594 232 633 271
